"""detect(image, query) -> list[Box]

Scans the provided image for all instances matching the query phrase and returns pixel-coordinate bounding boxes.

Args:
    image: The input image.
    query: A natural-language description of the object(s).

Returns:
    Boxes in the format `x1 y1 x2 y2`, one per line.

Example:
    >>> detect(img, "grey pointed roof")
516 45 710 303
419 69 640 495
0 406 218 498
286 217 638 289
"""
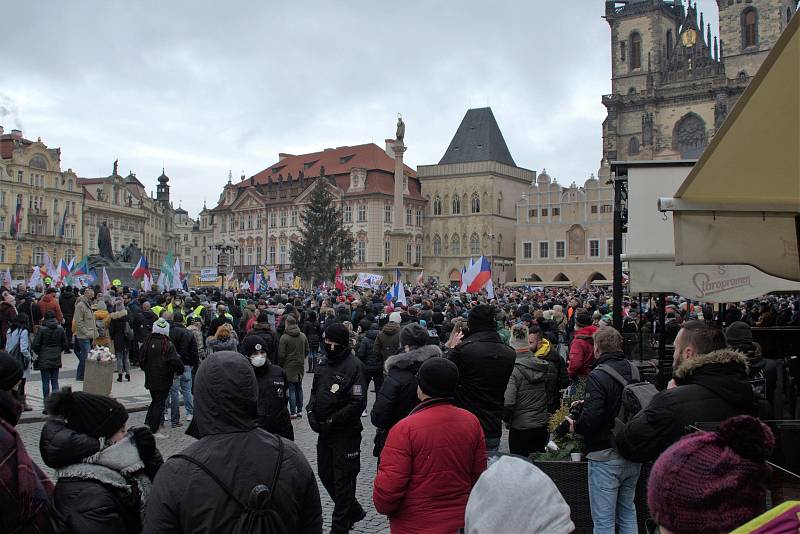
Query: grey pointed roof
438 107 516 166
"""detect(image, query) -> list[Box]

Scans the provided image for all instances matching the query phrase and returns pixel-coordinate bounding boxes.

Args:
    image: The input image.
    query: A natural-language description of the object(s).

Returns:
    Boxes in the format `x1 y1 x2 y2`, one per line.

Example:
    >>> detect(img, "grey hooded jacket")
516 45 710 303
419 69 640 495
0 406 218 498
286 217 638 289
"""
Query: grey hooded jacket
503 351 557 430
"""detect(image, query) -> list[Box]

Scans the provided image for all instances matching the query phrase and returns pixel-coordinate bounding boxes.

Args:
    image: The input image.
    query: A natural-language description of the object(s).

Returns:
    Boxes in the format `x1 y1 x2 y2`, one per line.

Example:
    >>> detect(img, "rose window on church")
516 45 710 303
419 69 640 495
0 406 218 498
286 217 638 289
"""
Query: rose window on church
673 114 707 159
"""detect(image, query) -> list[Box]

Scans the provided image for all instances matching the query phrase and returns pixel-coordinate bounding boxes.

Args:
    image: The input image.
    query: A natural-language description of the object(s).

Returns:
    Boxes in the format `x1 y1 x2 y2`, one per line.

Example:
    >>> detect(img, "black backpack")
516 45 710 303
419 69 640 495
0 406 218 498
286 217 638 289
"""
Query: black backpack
596 361 658 444
172 434 288 534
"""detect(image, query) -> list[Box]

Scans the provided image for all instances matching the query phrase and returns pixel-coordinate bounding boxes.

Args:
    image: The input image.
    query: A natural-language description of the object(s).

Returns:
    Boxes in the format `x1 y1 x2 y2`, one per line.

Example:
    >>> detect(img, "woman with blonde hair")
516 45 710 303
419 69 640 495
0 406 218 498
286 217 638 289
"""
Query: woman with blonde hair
206 323 238 354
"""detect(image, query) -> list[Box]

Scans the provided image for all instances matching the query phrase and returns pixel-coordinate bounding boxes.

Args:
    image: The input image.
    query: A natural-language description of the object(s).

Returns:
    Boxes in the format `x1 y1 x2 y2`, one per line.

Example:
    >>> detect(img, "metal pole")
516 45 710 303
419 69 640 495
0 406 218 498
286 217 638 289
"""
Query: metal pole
612 175 624 331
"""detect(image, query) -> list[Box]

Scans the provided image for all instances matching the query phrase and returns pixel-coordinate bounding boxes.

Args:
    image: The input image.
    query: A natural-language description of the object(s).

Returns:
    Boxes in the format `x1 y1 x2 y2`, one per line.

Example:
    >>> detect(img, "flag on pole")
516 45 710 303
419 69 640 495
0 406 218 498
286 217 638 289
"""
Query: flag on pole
459 264 468 293
416 270 424 286
132 255 149 278
71 257 89 277
334 266 346 292
172 258 183 290
101 267 111 292
59 258 70 281
2 268 11 289
10 196 23 236
28 266 42 289
268 267 278 289
465 256 492 294
43 252 58 282
385 268 407 305
156 271 166 290
59 205 69 237
143 272 153 291
160 251 175 288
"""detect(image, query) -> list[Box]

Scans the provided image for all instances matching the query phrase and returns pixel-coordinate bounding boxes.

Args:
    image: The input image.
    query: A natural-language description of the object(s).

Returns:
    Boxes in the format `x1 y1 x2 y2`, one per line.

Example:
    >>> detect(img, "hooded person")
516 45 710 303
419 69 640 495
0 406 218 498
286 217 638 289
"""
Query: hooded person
277 316 309 418
306 322 368 533
647 415 774 534
240 335 293 440
447 304 516 453
371 322 441 457
373 357 486 534
0 349 55 534
370 311 402 392
726 321 782 418
144 351 322 533
463 455 574 534
39 387 162 534
567 309 597 380
503 324 557 457
139 319 184 436
32 309 69 406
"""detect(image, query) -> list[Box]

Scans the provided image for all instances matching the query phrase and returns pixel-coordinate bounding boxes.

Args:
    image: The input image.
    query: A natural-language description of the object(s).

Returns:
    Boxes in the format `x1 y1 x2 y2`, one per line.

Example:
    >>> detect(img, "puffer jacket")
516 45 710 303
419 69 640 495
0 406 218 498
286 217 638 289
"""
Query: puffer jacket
357 326 381 371
503 350 556 430
37 294 63 324
107 310 129 354
139 333 183 391
538 339 569 413
373 398 486 534
277 323 309 382
72 296 96 340
371 344 441 456
59 291 76 320
93 310 112 347
567 324 598 379
616 349 759 463
143 351 322 534
373 321 401 363
32 318 68 369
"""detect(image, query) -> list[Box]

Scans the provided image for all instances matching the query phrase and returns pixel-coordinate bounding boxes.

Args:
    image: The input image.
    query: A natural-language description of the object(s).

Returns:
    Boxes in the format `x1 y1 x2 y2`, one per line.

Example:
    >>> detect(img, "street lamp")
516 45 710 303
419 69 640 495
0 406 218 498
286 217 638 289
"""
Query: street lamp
210 239 238 290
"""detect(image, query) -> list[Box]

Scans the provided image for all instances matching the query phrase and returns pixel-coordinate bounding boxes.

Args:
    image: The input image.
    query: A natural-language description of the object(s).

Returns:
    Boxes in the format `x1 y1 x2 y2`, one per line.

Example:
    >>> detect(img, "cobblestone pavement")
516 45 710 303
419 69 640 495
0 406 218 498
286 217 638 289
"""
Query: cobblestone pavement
19 365 509 534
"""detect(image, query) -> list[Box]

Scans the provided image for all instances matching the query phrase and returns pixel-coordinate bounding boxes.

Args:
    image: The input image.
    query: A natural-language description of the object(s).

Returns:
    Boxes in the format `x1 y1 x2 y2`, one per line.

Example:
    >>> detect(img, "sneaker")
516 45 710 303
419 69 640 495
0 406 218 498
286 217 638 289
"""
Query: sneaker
171 421 182 428
186 414 193 422
153 432 168 439
361 409 368 417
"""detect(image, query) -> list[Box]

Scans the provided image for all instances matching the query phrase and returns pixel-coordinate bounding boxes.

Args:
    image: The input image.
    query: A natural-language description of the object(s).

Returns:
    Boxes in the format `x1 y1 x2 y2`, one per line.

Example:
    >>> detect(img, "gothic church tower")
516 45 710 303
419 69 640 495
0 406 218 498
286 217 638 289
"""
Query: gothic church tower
602 0 795 162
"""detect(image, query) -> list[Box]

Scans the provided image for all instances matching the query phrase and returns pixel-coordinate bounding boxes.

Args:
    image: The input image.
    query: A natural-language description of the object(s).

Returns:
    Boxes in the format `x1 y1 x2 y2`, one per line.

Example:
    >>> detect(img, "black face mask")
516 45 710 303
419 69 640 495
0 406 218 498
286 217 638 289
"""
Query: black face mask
325 342 348 360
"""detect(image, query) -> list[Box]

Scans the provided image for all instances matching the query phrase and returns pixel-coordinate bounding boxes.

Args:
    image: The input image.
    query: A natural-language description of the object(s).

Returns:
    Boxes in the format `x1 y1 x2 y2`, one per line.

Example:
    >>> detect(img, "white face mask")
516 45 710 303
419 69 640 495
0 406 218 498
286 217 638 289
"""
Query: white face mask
251 354 267 367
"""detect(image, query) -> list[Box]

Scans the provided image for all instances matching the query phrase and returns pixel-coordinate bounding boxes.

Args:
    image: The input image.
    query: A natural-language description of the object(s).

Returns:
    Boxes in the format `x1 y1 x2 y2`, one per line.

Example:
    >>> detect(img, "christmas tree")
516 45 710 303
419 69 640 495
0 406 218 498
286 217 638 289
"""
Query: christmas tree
290 172 355 285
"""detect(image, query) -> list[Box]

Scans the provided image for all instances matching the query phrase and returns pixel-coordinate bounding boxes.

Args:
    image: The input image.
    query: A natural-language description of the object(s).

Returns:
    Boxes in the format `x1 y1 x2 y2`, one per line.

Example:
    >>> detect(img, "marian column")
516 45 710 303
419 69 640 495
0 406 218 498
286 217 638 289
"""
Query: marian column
388 116 411 269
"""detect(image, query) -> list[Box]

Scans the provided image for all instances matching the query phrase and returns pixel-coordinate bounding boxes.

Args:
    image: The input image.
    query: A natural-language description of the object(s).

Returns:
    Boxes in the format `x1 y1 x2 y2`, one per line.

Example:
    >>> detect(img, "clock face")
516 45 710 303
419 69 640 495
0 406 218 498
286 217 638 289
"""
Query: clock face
681 29 697 47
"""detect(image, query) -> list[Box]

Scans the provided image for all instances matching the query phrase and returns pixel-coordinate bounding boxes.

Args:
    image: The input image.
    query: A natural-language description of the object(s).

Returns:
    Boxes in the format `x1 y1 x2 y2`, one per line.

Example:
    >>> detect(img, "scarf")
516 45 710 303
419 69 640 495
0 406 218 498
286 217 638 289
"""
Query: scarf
56 436 151 520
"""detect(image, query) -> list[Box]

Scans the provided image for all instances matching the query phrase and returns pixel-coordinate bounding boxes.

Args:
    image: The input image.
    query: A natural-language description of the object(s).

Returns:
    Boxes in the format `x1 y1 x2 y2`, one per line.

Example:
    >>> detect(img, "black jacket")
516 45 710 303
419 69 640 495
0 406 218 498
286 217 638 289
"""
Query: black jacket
250 322 279 358
168 322 199 367
32 318 68 369
616 349 757 463
302 320 321 351
137 310 157 342
107 310 129 353
143 351 322 534
254 362 294 440
307 349 367 436
574 351 634 453
371 344 441 434
59 291 76 319
540 340 569 413
139 333 183 391
448 328 516 440
356 327 380 371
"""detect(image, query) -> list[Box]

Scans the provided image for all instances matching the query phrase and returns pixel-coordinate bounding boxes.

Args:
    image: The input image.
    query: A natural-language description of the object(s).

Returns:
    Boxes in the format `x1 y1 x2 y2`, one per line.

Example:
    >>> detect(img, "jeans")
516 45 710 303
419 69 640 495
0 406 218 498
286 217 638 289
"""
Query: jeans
288 381 303 415
146 389 169 433
308 350 317 371
168 365 193 422
115 345 130 373
75 338 91 380
588 457 641 534
40 368 59 399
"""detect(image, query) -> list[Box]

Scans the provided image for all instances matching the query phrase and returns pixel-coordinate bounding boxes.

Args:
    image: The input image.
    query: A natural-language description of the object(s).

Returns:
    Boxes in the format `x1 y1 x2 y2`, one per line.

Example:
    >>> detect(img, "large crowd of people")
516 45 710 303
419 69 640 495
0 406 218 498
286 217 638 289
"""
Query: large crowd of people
1 280 798 533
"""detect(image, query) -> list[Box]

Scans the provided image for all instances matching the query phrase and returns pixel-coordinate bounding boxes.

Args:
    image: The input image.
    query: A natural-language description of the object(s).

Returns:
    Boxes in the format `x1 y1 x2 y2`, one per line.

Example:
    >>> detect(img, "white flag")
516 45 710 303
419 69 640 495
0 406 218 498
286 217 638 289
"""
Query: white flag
268 268 278 289
2 268 11 289
156 271 166 290
143 273 153 292
28 266 42 289
101 267 111 292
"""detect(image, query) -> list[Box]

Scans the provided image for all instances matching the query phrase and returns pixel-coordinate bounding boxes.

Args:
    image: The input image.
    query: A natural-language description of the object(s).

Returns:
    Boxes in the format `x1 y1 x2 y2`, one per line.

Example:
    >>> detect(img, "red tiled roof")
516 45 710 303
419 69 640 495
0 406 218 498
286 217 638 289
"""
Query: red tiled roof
245 143 416 187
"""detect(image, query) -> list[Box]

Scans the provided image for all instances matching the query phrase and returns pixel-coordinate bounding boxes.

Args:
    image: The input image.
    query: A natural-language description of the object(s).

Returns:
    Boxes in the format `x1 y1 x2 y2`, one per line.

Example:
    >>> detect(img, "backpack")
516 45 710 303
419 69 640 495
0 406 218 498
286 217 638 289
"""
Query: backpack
172 434 288 534
95 318 107 339
596 361 658 444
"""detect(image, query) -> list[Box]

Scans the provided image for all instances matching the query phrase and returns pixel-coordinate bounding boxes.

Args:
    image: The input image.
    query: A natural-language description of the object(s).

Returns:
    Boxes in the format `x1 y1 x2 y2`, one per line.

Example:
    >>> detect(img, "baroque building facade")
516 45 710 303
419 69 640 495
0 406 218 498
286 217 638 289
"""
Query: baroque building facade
419 107 533 285
602 0 795 162
198 142 424 281
515 171 614 285
0 128 83 279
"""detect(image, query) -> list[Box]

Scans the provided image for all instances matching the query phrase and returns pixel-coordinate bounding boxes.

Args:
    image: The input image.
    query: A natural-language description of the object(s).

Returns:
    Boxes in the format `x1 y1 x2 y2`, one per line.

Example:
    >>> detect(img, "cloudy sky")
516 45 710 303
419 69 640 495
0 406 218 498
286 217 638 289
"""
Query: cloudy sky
2 1 719 217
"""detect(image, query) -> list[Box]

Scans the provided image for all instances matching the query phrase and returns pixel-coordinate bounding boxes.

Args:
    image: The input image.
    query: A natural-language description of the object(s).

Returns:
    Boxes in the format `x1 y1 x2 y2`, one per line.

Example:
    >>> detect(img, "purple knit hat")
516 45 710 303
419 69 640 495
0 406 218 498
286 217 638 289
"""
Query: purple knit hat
648 415 775 534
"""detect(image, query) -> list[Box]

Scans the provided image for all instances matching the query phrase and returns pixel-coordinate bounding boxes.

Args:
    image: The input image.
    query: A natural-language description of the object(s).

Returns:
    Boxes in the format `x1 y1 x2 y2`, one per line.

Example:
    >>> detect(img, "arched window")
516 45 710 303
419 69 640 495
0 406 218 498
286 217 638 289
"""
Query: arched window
742 8 758 48
470 234 481 255
666 29 673 59
433 235 442 256
67 179 74 192
33 246 44 265
433 196 442 215
673 113 707 158
452 195 461 215
630 32 642 70
451 235 460 255
64 248 76 263
471 193 480 213
628 136 640 155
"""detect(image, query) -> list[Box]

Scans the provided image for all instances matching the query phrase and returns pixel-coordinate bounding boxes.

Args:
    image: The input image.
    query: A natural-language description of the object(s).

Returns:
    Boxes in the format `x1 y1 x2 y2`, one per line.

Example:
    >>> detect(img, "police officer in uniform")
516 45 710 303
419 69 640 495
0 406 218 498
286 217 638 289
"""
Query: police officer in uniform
240 335 294 440
307 323 368 533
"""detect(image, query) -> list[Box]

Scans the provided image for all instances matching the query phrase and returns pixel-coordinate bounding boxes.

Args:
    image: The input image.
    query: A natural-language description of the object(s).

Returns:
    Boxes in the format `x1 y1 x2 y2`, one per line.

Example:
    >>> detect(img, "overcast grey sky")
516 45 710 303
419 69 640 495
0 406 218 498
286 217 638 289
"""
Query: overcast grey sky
1 0 719 217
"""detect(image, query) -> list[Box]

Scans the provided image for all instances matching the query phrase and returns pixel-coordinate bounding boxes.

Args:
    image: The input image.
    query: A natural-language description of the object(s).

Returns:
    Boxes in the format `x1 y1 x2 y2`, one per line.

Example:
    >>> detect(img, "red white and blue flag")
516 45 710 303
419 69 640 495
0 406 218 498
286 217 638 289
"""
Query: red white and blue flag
462 256 495 298
10 196 23 236
385 268 407 305
59 258 70 280
131 255 149 279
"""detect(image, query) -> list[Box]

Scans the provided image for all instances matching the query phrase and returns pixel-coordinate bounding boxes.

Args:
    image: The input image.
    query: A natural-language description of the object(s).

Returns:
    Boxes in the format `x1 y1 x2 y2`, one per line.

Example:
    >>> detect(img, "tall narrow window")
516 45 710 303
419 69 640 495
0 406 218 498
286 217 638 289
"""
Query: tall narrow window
433 197 442 216
630 33 642 70
620 41 626 62
743 8 758 48
471 193 480 213
433 235 442 256
666 30 673 59
452 196 461 215
451 235 460 255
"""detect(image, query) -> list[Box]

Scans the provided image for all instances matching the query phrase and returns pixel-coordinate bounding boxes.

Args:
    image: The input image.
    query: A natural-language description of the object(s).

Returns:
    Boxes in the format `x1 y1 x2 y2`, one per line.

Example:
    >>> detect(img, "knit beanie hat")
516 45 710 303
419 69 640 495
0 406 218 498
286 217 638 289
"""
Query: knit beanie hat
388 311 402 324
464 456 575 534
152 318 170 336
648 415 774 533
240 335 268 357
0 350 22 391
575 310 592 327
510 324 530 351
324 323 350 346
400 323 429 348
45 387 128 439
468 304 496 332
725 321 754 349
417 357 459 398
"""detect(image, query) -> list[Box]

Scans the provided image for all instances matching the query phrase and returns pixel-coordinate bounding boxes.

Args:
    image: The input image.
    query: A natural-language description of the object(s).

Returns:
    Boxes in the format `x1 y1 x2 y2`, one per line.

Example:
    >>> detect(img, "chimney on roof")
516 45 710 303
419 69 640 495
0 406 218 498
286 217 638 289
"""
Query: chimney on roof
385 139 396 159
278 153 295 161
324 148 334 152
10 129 22 138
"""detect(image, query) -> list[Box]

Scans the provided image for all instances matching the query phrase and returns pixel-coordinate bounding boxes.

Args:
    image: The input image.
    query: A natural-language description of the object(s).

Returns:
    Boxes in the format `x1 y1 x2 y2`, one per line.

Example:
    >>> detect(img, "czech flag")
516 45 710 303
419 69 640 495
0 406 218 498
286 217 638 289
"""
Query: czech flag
131 255 149 279
10 196 22 236
466 256 492 293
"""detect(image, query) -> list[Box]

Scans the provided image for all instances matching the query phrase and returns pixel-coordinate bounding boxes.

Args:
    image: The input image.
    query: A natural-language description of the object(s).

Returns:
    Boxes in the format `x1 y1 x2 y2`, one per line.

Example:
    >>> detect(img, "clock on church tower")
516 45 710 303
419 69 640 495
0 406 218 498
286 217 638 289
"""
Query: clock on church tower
680 28 697 47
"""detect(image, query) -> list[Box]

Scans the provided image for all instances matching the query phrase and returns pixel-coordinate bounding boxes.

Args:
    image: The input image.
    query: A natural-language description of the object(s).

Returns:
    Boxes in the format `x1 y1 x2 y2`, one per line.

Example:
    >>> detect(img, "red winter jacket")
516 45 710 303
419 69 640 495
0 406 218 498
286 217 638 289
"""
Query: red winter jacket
38 294 63 324
568 324 598 379
373 398 486 534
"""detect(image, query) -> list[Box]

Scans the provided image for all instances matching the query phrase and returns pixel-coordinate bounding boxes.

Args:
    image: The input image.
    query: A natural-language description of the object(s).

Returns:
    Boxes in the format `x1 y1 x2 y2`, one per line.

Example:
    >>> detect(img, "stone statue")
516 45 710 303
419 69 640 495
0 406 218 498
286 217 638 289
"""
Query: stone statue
98 222 114 261
113 159 119 176
396 115 405 142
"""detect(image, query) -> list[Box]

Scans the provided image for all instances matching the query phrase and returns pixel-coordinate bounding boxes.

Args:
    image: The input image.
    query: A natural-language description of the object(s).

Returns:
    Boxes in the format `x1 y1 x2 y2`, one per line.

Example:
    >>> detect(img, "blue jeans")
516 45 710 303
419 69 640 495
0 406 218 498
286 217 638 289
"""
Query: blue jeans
588 457 641 534
41 368 59 399
75 339 91 380
287 381 303 415
168 365 193 422
308 350 317 371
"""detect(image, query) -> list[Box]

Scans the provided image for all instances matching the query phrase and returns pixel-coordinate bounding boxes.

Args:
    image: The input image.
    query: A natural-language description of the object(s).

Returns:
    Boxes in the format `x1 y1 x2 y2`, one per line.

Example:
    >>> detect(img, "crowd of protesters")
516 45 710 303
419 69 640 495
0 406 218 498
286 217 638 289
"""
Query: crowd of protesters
1 279 798 533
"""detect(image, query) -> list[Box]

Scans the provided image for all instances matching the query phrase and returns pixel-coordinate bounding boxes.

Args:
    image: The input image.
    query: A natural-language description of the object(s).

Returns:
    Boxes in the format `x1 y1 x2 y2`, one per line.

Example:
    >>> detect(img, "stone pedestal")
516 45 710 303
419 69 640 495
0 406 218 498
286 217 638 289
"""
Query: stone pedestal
388 230 412 267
